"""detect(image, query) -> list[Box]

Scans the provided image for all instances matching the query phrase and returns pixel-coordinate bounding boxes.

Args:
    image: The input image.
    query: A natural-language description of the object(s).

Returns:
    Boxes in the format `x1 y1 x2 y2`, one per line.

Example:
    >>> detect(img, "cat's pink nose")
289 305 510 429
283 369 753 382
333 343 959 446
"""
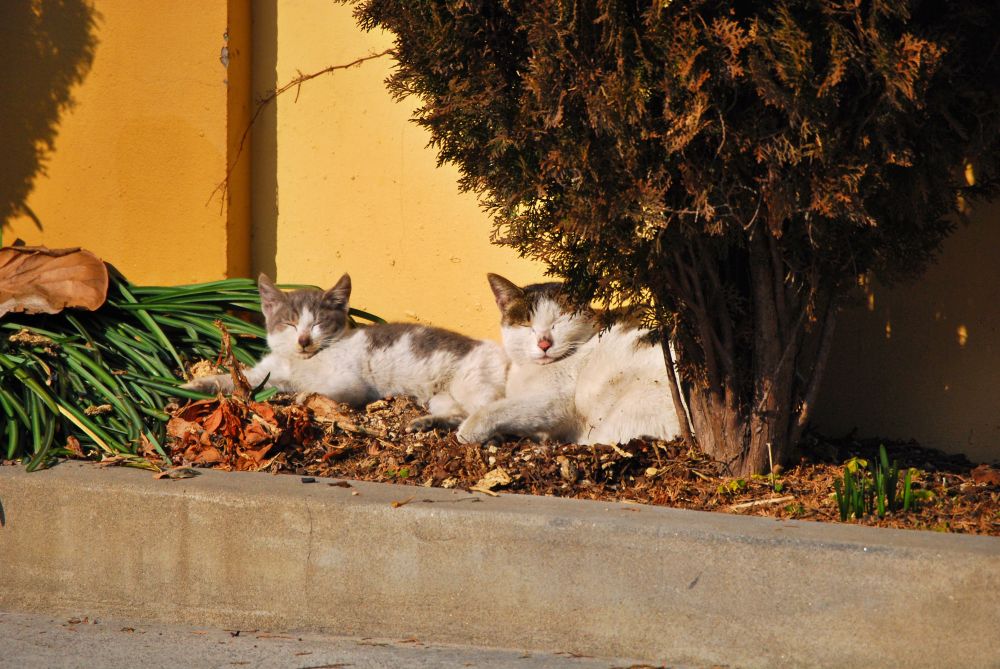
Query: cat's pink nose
537 338 552 352
298 333 312 348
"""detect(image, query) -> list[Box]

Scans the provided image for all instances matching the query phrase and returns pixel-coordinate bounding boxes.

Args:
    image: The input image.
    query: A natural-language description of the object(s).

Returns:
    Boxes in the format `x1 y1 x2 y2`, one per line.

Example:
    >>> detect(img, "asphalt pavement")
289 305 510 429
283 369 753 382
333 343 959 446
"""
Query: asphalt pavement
0 610 653 669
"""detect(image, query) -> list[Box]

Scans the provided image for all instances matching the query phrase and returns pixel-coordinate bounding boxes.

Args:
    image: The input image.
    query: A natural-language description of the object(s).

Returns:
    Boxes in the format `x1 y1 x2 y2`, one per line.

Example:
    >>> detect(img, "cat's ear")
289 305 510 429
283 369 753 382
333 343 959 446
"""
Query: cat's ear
324 273 352 309
487 273 523 311
258 273 285 321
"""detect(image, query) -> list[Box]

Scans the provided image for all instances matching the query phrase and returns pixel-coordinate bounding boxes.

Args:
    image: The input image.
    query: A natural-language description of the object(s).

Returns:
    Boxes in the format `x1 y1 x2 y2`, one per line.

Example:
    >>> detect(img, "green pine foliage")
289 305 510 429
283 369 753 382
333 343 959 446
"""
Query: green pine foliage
345 0 1000 473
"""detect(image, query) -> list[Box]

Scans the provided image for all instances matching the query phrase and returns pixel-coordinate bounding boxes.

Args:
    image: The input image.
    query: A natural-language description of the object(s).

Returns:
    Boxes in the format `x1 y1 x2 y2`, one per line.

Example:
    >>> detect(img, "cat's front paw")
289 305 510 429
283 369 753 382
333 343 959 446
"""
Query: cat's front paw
456 414 497 444
182 375 228 394
406 414 462 434
406 415 437 434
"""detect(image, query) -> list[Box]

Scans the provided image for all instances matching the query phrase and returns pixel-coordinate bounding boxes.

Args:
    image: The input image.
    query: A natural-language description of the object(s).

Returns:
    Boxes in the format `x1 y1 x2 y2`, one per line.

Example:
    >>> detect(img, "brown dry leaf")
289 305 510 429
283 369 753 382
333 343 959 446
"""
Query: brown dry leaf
137 434 160 459
301 393 360 430
250 401 277 423
201 406 227 434
243 444 274 465
173 399 219 422
154 466 199 480
0 246 108 316
391 496 415 508
195 447 223 464
321 445 352 461
474 467 512 490
65 436 85 458
243 419 273 446
216 321 253 400
971 464 1000 486
166 416 203 440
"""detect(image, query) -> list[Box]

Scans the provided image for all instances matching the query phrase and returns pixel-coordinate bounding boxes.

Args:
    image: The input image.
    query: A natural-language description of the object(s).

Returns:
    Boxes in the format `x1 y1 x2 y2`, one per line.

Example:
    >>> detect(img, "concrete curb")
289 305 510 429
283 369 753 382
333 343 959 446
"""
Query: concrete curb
1 462 998 668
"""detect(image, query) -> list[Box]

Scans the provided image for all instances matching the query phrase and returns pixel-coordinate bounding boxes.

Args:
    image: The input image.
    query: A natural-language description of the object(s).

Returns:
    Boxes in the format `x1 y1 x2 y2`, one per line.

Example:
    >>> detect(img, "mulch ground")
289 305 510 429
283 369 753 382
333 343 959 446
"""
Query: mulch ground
161 391 1000 536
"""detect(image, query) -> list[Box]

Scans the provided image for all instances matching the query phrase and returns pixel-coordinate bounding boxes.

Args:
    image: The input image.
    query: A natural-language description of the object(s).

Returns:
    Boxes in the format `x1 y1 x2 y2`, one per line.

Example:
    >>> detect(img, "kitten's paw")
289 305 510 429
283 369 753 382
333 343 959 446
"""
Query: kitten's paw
406 414 462 434
406 415 439 434
182 375 227 394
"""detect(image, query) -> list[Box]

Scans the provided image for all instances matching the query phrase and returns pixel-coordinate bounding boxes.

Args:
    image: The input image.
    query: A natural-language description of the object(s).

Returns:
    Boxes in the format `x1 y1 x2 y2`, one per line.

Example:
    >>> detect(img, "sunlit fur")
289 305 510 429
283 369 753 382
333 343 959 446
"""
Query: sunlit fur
185 274 508 430
457 273 682 445
260 274 352 359
500 294 598 367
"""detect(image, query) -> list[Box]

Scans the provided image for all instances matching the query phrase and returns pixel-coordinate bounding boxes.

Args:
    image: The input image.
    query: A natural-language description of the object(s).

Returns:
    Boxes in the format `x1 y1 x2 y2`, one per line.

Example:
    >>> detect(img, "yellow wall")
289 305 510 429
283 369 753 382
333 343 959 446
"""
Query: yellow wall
258 1 546 338
1 0 247 286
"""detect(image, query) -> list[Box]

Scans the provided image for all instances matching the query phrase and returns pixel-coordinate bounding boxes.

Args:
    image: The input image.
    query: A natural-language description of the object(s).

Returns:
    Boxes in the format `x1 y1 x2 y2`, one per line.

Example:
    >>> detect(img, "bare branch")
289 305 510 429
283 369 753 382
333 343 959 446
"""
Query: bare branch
767 233 789 337
692 237 736 372
790 306 838 446
671 250 723 388
208 49 393 207
660 326 694 443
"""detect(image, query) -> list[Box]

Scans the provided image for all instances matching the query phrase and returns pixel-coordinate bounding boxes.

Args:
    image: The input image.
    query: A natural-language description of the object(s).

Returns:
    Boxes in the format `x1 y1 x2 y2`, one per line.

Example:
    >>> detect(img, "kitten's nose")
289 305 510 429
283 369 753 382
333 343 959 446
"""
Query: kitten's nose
537 337 552 352
298 333 312 348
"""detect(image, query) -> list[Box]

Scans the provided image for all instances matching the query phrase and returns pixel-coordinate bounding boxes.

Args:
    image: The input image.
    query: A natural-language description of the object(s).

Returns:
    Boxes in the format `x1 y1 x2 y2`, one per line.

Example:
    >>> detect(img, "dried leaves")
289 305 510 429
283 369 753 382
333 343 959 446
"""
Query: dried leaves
166 323 321 471
471 467 513 494
167 397 301 470
0 246 108 317
971 464 1000 486
160 389 1000 535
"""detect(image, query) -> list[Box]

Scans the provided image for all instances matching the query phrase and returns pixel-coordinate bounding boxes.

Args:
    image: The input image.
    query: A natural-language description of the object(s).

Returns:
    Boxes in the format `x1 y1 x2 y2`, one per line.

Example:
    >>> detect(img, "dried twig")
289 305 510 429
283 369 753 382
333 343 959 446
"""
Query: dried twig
391 496 415 508
210 49 393 207
609 443 633 458
729 495 795 511
215 320 252 401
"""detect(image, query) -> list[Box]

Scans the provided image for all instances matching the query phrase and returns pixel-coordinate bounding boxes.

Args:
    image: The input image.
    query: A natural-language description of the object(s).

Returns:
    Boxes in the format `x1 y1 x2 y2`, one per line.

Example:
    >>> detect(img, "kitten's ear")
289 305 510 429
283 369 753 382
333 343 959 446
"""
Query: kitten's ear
258 273 285 321
487 273 523 311
324 273 352 309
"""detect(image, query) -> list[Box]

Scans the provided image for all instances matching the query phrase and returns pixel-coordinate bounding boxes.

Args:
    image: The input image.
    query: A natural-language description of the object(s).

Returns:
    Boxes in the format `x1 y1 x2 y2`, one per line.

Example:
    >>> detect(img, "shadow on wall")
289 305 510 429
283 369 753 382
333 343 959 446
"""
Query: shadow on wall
250 0 278 279
0 0 98 237
817 201 1000 464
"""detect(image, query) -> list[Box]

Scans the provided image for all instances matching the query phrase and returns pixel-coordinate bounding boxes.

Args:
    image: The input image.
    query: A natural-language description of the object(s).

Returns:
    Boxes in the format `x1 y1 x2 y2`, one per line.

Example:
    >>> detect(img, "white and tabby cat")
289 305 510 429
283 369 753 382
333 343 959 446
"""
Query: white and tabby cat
456 274 682 445
184 274 509 432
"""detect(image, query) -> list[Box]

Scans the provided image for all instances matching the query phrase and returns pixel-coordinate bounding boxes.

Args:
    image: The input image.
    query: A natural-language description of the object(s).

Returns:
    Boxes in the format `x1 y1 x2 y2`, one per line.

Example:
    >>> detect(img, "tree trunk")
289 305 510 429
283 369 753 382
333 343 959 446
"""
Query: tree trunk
686 350 801 477
674 238 836 477
687 384 744 472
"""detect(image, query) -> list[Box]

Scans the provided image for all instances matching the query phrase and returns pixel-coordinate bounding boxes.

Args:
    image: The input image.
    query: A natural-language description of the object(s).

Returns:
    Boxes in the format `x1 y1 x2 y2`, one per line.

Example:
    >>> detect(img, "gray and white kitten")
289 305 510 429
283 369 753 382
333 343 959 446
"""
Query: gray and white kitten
456 274 681 445
184 274 509 432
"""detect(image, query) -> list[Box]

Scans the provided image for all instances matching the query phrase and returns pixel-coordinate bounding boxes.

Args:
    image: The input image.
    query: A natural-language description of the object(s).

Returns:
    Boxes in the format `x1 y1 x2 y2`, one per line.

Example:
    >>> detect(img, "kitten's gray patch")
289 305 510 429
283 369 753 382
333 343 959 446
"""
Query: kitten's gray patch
265 288 348 336
365 323 477 358
500 282 565 326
